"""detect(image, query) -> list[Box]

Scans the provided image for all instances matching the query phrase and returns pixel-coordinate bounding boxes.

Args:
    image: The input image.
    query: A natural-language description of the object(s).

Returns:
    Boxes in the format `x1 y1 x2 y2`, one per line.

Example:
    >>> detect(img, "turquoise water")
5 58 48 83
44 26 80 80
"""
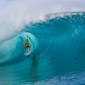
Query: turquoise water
0 12 85 85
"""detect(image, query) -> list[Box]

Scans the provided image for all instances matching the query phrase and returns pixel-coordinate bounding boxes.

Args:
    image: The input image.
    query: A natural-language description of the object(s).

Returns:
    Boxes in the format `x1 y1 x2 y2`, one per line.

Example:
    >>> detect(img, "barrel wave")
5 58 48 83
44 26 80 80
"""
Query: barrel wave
0 12 85 85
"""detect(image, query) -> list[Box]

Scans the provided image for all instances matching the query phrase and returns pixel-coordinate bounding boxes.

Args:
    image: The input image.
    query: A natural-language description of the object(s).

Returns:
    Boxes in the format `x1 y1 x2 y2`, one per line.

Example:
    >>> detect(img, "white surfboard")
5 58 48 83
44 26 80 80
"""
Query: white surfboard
25 48 31 56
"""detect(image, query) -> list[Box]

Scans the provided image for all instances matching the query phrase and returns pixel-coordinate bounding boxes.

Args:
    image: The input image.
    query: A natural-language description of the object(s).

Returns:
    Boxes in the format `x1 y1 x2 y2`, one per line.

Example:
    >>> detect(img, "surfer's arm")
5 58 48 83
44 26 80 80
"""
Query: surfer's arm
29 44 31 48
24 42 26 45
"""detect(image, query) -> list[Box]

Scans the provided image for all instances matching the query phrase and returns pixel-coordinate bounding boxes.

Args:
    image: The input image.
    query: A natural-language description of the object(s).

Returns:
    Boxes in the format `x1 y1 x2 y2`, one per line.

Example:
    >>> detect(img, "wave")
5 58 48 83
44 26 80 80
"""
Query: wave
0 12 85 85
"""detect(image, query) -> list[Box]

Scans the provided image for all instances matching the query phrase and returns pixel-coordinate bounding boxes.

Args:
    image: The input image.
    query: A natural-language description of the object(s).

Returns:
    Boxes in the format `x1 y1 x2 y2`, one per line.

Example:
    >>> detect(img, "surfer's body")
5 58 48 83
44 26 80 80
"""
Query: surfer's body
24 40 31 56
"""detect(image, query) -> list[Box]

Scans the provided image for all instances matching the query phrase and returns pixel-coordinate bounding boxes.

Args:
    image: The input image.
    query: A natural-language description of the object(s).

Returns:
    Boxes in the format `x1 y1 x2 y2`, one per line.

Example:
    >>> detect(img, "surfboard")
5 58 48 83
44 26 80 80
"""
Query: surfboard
25 48 31 56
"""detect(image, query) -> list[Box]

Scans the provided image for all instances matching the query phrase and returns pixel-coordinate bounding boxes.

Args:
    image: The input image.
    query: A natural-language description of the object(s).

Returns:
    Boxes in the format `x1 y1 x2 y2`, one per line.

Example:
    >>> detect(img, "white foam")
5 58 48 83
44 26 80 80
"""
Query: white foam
0 0 85 42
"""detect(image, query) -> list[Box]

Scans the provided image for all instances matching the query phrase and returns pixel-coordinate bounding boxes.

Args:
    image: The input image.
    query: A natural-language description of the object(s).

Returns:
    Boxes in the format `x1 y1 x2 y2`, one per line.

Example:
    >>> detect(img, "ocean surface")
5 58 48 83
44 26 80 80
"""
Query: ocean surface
0 12 85 85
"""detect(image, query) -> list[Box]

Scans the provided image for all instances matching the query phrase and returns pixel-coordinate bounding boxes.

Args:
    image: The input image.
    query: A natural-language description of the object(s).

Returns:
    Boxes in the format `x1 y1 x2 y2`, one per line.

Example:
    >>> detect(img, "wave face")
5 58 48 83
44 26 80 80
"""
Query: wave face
0 12 85 85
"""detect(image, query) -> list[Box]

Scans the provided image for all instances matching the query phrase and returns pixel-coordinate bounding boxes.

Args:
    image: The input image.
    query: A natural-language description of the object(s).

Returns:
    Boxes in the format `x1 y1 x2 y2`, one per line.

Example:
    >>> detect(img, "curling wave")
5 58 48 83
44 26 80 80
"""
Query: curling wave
0 12 85 85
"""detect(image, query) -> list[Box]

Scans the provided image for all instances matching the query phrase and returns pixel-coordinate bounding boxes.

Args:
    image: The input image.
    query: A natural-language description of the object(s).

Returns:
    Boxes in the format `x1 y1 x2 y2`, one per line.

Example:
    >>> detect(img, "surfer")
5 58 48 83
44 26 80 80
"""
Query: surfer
24 40 31 48
24 40 31 55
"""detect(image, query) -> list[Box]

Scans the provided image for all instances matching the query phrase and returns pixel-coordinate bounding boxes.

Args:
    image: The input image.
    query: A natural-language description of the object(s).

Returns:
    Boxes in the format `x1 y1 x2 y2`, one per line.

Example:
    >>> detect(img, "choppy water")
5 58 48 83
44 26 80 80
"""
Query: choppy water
0 12 85 85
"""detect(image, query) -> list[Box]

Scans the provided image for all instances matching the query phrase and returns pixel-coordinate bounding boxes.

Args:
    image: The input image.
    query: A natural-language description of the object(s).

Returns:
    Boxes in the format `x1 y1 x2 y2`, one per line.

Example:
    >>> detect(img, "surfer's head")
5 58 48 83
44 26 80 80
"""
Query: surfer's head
27 40 29 44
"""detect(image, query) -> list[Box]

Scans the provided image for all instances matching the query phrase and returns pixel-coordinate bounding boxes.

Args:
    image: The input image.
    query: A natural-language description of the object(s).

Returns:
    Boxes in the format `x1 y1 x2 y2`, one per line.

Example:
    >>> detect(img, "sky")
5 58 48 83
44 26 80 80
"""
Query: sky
0 0 85 12
0 0 85 42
